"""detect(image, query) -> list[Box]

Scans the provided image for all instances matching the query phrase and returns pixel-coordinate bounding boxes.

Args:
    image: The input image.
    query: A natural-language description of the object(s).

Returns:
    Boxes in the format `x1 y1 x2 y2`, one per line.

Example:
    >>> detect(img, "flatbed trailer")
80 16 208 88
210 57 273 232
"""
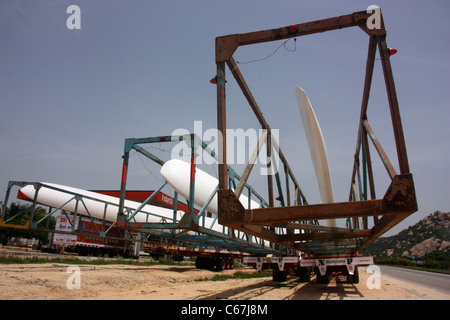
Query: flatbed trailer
243 255 373 283
47 215 140 258
143 242 246 271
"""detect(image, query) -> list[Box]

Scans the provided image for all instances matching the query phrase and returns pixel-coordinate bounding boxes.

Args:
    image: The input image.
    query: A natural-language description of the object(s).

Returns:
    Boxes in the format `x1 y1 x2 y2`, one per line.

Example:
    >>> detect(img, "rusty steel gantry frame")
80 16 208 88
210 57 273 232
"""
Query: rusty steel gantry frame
215 9 418 257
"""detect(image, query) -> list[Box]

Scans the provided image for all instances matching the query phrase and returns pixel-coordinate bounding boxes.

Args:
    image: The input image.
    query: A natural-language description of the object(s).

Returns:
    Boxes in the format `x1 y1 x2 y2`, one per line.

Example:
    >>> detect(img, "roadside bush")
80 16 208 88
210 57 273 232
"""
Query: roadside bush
397 258 413 266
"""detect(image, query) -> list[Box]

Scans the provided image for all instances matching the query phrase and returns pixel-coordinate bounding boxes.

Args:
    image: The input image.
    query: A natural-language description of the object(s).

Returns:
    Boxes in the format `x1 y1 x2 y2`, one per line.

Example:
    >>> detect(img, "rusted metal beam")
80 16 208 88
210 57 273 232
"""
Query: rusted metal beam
226 57 307 199
356 212 410 253
240 199 385 225
215 9 417 253
221 174 416 227
348 34 377 202
216 10 382 63
217 188 294 249
359 173 417 248
217 61 228 190
226 57 270 130
362 127 376 199
363 119 397 180
360 35 378 120
237 224 280 246
284 165 291 206
234 130 268 198
377 35 411 175
362 124 376 227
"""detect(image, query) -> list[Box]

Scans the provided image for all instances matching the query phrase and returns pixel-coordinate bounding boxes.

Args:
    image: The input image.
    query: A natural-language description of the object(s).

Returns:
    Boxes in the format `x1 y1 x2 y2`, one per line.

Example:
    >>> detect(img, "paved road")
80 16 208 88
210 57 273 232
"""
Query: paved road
378 265 450 295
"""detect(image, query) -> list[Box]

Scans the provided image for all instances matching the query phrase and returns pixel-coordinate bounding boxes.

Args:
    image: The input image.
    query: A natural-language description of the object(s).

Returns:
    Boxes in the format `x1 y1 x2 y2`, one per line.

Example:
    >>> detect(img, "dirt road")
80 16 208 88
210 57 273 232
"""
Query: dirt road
0 263 448 300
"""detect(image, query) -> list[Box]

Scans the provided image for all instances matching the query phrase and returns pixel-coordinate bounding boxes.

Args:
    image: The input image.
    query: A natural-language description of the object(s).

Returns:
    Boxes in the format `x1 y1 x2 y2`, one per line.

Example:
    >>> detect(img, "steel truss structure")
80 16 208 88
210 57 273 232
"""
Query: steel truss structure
1 134 294 256
1 181 131 241
115 133 290 255
3 130 311 258
1 136 291 256
214 9 418 256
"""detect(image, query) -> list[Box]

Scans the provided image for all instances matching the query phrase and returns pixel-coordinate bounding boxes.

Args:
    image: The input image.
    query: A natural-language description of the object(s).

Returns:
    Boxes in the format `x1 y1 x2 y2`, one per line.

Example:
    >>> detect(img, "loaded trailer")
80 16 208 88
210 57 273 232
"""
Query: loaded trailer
44 214 140 258
3 181 282 268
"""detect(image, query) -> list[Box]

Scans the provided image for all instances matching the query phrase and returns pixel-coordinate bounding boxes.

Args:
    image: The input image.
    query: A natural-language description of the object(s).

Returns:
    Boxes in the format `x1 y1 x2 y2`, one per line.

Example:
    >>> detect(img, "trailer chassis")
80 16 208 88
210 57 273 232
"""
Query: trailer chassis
244 255 373 283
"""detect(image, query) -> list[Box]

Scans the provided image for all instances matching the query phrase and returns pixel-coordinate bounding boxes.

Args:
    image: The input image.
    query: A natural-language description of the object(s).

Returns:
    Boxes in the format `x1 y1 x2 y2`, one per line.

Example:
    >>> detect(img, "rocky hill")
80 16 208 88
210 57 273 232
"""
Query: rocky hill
367 211 450 258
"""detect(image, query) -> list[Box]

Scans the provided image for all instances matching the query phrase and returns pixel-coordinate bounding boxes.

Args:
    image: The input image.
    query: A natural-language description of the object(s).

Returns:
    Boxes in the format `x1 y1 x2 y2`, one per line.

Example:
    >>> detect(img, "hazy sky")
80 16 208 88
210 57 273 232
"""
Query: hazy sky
1 0 449 237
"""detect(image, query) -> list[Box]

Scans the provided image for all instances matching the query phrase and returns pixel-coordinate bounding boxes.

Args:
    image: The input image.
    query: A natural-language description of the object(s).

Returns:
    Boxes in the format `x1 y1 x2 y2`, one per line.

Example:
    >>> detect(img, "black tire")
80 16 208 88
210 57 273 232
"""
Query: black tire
298 267 311 283
272 267 287 282
196 256 211 269
224 258 230 270
315 267 330 284
348 266 359 284
228 258 234 270
215 257 226 271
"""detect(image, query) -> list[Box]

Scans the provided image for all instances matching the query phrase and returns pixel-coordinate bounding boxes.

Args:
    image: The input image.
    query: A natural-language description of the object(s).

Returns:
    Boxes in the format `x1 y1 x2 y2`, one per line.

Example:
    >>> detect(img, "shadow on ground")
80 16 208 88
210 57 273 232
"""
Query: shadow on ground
194 275 364 300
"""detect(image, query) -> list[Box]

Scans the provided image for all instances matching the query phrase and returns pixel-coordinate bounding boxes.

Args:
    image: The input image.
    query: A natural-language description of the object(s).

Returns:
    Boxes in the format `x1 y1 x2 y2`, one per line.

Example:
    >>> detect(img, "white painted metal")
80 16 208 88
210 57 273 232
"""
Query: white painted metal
160 159 261 215
20 182 181 223
295 86 336 227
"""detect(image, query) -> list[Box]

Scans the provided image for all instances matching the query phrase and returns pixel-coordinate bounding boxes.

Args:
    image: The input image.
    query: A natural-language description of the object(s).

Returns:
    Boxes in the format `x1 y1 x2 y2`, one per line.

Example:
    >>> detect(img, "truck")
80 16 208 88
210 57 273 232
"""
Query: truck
47 215 139 258
243 254 373 283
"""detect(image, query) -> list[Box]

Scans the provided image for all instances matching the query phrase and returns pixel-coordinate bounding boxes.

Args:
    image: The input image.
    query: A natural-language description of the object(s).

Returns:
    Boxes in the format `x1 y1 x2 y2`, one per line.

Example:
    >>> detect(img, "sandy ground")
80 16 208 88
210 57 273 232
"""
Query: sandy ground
0 262 448 300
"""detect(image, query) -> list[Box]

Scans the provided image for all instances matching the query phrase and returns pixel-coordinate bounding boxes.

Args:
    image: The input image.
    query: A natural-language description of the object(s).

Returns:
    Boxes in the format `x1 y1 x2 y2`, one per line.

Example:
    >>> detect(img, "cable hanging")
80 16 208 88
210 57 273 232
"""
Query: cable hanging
236 38 297 65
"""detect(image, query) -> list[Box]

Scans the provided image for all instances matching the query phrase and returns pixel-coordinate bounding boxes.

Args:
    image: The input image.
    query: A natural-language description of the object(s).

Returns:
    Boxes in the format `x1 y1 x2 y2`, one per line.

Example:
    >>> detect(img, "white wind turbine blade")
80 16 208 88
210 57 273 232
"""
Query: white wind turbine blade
295 86 336 227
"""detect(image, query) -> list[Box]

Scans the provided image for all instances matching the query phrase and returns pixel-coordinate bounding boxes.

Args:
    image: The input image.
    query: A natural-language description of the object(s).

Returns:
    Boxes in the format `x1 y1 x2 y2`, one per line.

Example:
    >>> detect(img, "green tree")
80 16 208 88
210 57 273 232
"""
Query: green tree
0 202 56 246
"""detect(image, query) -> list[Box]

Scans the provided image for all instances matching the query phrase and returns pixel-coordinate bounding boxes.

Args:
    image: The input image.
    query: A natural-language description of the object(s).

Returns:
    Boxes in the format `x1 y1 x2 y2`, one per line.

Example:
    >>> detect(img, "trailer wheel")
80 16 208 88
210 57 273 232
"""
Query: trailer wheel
78 247 88 256
196 256 214 270
272 267 287 282
224 258 229 270
298 267 311 283
224 258 234 270
195 256 207 269
195 257 201 269
215 257 226 271
347 266 359 284
315 267 330 284
316 273 330 284
228 258 234 270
